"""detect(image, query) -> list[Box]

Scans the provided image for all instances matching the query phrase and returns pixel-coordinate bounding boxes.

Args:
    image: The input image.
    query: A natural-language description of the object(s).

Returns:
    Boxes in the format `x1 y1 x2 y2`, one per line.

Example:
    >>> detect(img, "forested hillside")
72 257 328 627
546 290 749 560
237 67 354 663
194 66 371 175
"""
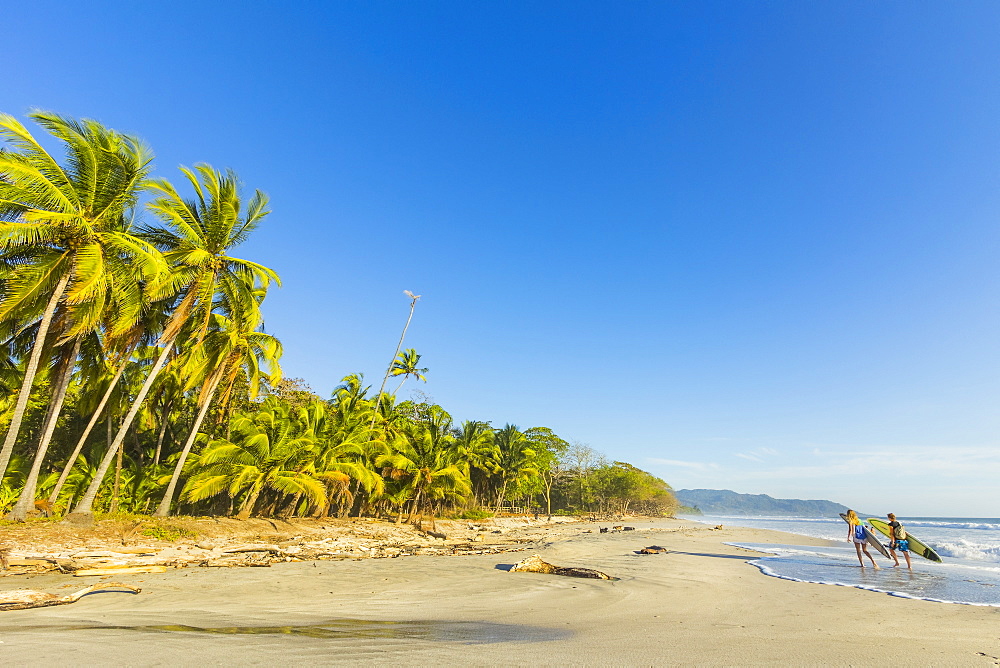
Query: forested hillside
675 489 850 517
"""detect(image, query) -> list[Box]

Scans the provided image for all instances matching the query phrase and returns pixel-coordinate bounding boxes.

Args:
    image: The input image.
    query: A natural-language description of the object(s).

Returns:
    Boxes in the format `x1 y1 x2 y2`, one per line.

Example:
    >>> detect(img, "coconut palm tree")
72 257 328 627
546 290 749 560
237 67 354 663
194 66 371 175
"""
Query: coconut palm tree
369 291 421 432
454 420 497 507
492 424 536 513
377 405 470 528
182 399 325 518
154 311 282 516
6 336 80 519
72 164 278 516
0 112 159 486
291 399 382 517
389 348 428 396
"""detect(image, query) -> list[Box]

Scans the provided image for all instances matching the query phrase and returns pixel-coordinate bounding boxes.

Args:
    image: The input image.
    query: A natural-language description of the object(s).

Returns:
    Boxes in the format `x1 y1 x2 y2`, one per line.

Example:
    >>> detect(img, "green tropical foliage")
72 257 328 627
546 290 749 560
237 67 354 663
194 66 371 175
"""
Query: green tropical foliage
0 111 676 523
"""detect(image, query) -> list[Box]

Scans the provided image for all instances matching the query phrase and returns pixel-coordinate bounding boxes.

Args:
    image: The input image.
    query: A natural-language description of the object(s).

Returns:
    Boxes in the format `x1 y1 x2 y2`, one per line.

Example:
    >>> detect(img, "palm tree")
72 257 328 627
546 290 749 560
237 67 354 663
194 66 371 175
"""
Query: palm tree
369 291 421 432
454 420 496 507
154 311 282 516
6 336 80 519
492 424 536 513
182 400 325 519
377 405 470 528
390 348 428 396
0 112 159 500
295 398 382 517
72 164 278 517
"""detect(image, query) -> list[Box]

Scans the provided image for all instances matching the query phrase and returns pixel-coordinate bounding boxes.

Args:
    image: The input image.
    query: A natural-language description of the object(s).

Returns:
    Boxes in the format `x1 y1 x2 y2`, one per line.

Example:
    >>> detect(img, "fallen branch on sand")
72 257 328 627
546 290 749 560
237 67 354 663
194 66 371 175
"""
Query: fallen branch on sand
73 565 167 577
637 545 668 554
510 554 612 579
0 583 140 611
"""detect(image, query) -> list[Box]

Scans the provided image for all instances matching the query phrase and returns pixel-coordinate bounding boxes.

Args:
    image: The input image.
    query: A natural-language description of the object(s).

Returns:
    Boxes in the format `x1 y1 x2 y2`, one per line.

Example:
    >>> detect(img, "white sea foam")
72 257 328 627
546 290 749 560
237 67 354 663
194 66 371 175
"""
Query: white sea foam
730 540 1000 606
933 540 1000 562
693 514 1000 564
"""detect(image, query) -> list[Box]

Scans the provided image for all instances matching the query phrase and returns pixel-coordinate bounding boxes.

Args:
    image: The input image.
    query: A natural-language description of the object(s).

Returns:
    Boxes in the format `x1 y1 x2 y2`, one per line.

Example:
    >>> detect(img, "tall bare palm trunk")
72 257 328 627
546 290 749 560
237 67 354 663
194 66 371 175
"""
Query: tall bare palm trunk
7 337 81 520
47 358 128 506
71 339 175 517
154 372 223 517
0 274 70 481
369 293 420 432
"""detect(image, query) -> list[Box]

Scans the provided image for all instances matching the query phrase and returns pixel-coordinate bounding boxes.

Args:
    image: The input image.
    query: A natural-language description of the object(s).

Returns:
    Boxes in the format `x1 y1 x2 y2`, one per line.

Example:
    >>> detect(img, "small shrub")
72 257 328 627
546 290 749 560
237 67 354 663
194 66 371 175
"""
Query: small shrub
140 524 195 542
455 510 494 520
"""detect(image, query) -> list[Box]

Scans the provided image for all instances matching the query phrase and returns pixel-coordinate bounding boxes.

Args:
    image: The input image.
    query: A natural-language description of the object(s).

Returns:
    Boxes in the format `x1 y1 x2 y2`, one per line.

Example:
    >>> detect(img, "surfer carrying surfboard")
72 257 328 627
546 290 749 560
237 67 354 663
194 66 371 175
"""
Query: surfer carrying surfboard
886 513 912 569
845 509 880 569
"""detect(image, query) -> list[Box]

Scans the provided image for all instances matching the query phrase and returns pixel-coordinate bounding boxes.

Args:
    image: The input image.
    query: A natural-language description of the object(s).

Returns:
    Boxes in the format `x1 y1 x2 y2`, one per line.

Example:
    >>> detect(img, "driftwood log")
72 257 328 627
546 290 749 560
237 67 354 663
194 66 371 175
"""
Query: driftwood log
73 565 167 577
637 545 669 554
510 555 612 579
0 582 140 611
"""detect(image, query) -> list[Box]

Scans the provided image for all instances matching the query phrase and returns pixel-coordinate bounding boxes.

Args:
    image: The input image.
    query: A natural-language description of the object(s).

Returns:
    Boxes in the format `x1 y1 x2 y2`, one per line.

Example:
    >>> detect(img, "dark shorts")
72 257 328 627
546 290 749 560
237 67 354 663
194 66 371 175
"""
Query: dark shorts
891 539 909 552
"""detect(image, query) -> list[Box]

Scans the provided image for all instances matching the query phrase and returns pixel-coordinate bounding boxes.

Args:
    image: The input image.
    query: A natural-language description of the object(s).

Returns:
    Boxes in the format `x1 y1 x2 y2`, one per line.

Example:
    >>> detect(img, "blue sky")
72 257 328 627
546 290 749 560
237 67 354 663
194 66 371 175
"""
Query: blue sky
6 2 1000 515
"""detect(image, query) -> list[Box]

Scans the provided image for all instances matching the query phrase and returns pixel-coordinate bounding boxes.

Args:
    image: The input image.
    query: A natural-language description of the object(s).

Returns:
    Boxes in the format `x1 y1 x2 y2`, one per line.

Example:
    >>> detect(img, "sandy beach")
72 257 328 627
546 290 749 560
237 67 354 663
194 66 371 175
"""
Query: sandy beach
2 518 999 666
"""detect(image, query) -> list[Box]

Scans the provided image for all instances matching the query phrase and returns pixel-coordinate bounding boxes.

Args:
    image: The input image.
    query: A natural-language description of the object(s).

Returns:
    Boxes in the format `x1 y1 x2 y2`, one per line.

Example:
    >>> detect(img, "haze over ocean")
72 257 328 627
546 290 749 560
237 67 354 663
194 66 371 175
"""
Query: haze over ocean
5 2 1000 515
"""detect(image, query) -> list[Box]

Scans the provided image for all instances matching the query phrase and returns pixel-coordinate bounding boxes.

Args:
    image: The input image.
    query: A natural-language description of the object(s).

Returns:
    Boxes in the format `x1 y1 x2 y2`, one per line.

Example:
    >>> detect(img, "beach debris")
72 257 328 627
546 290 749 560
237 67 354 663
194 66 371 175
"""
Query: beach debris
636 545 669 554
623 527 635 531
0 582 140 611
612 525 624 532
599 527 609 534
510 554 612 580
73 565 168 577
425 531 448 540
223 544 281 554
0 547 9 570
712 525 724 530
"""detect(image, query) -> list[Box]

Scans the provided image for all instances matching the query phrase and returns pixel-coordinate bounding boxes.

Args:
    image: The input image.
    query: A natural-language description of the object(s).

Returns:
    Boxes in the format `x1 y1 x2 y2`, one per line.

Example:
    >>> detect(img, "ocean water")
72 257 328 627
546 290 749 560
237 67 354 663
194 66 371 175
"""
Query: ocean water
684 514 1000 606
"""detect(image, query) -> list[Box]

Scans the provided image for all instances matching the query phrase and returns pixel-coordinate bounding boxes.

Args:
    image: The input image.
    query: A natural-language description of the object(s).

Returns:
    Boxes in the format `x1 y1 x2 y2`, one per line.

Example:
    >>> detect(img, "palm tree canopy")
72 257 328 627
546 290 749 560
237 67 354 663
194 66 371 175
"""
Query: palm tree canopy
389 349 427 383
0 111 164 338
141 164 280 344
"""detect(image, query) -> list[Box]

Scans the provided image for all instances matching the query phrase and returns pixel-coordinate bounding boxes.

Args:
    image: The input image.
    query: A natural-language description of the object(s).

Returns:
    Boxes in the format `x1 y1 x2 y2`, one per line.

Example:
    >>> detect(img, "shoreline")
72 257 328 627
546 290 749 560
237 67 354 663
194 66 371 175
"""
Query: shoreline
2 518 1000 665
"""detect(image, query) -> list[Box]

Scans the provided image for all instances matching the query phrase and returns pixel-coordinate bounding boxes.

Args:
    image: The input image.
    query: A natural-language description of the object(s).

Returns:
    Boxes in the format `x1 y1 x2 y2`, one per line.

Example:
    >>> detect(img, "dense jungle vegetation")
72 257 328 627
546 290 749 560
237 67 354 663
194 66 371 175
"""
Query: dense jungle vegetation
0 111 677 523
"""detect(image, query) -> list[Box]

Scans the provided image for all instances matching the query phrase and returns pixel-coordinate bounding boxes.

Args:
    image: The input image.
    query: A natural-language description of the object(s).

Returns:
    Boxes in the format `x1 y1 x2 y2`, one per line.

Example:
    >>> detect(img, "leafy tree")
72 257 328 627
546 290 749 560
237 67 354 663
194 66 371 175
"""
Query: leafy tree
524 427 570 516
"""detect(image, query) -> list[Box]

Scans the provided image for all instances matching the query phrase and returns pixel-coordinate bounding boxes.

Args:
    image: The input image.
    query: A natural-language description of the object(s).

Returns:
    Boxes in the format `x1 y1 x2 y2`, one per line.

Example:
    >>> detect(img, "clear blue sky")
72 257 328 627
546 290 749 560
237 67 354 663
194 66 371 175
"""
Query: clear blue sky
6 2 1000 515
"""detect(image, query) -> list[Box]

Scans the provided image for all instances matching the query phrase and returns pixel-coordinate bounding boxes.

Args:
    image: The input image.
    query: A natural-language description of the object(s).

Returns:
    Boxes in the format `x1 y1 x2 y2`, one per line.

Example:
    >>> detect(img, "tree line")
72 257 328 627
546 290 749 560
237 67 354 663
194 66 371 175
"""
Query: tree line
0 111 676 523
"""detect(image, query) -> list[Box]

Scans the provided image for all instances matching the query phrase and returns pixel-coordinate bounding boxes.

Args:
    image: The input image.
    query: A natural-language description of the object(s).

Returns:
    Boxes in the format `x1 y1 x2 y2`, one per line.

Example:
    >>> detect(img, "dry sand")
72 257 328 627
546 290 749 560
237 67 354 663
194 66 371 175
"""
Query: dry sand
2 518 1000 666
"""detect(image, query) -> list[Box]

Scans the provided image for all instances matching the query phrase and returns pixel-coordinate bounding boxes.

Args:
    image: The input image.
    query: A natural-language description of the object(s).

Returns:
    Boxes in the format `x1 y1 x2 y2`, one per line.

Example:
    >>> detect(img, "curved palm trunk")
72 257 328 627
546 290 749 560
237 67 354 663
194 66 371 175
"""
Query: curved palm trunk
369 296 419 432
393 376 408 396
406 488 423 524
7 337 81 520
494 478 510 514
154 372 223 517
0 273 70 482
70 339 175 517
47 358 128 506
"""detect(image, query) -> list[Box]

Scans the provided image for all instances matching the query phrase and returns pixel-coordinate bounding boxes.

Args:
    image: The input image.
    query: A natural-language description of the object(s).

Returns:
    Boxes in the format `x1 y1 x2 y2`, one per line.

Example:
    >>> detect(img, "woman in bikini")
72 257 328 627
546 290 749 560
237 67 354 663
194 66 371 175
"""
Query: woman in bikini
845 509 880 569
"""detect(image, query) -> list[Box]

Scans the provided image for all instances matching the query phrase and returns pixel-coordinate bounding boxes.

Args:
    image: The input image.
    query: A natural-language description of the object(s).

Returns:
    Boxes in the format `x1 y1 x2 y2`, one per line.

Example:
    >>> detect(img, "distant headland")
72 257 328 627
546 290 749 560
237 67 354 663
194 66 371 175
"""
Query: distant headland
675 489 857 517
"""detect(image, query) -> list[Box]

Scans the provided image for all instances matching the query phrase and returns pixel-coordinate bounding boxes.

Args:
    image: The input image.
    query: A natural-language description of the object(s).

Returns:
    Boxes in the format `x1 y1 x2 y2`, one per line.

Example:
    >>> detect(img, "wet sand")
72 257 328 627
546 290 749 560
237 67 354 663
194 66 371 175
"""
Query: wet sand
2 519 1000 666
